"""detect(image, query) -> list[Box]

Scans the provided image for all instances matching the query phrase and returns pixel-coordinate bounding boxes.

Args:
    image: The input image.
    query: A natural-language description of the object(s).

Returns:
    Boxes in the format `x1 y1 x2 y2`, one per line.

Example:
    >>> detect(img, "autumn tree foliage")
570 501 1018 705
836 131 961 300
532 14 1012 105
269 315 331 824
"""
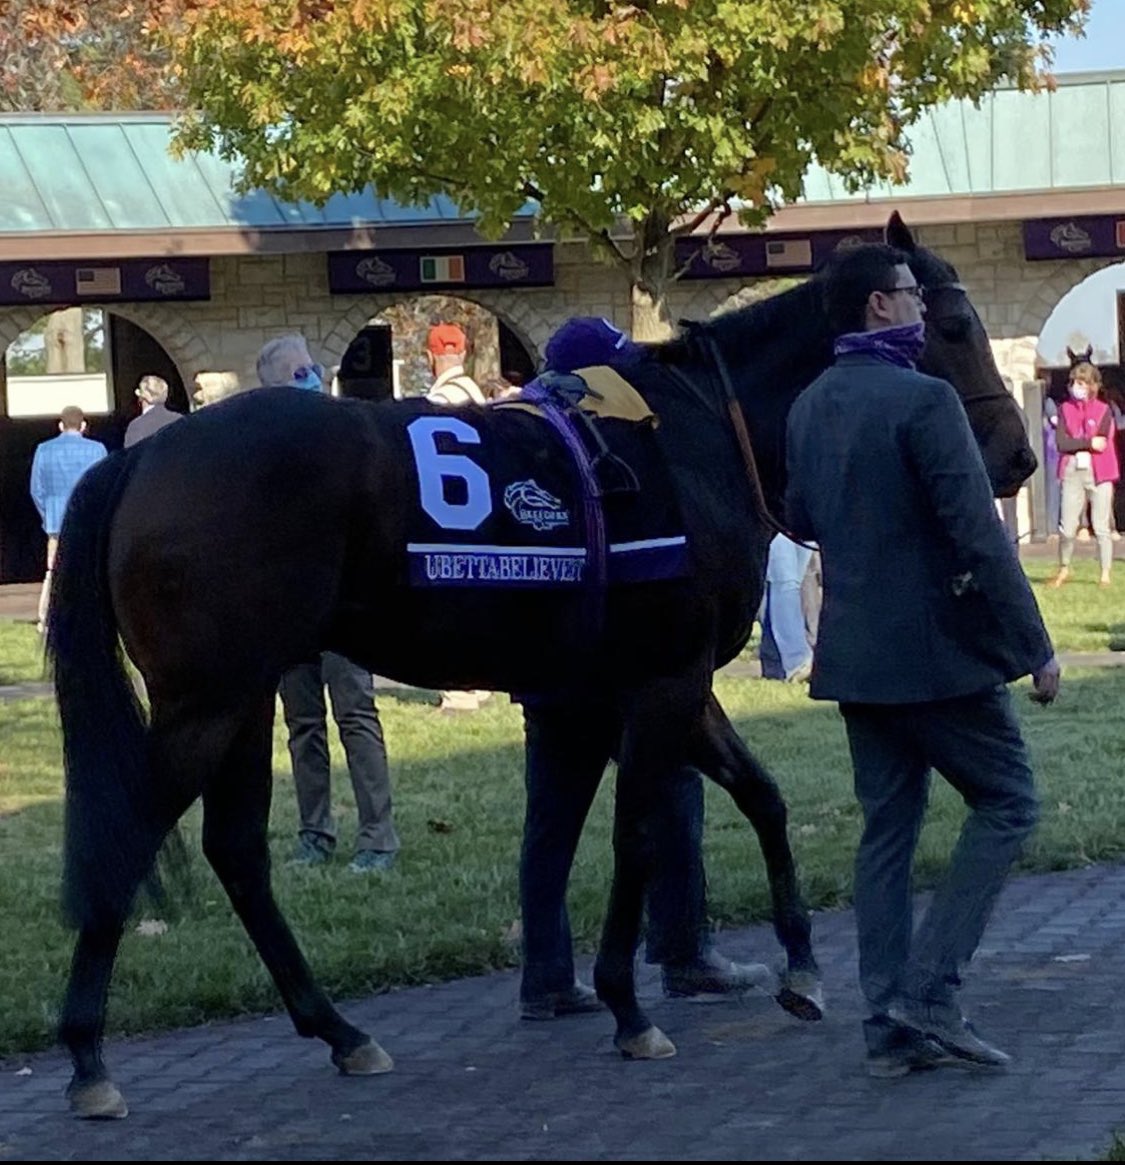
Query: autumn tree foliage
0 1 182 112
26 0 1090 336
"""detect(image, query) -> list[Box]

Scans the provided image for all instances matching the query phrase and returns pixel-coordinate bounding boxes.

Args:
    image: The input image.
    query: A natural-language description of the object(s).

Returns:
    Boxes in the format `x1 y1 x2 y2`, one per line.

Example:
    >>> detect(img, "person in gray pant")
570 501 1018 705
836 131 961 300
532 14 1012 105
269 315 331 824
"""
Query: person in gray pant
786 241 1060 1078
280 652 400 873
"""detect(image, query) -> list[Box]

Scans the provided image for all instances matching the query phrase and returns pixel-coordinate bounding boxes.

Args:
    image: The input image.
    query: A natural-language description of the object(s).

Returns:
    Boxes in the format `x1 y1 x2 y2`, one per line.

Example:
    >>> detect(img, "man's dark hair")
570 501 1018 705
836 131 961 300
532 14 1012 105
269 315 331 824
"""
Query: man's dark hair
820 243 910 337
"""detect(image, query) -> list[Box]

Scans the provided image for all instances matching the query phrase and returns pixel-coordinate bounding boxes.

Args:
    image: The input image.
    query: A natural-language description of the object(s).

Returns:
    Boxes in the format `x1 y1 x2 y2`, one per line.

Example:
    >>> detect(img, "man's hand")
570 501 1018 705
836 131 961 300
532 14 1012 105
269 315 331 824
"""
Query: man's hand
1029 656 1061 705
1091 435 1108 453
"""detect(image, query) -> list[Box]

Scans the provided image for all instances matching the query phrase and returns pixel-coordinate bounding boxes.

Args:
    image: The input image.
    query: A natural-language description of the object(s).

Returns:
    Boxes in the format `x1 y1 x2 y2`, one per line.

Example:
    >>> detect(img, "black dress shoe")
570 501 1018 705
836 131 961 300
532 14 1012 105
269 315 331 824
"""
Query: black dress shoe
662 949 775 999
864 1016 962 1078
889 1003 1011 1067
520 981 605 1021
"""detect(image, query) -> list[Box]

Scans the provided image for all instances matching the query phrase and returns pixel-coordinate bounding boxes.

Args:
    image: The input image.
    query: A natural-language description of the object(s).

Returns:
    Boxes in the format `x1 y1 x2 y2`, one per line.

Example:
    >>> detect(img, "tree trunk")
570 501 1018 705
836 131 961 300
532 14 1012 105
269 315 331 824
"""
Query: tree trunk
45 308 86 374
630 282 673 342
628 213 676 343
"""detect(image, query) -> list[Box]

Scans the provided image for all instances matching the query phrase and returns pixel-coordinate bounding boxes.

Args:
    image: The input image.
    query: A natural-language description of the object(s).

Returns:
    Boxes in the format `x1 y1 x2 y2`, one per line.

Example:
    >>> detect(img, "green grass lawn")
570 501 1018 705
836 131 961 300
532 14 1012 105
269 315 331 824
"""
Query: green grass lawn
0 621 47 686
1022 556 1125 653
0 556 1122 1057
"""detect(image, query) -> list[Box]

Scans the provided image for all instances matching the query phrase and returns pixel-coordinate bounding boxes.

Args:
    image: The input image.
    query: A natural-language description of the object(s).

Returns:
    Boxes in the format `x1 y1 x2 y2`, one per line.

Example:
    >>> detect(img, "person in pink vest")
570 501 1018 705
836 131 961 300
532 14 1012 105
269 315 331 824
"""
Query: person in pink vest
1050 361 1120 589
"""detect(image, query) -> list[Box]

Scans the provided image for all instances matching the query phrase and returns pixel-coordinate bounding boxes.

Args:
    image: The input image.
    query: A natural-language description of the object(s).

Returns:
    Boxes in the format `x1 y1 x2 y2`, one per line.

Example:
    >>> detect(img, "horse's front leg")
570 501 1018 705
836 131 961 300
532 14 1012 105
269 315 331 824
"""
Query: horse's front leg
198 695 391 1076
691 693 824 1021
594 673 710 1061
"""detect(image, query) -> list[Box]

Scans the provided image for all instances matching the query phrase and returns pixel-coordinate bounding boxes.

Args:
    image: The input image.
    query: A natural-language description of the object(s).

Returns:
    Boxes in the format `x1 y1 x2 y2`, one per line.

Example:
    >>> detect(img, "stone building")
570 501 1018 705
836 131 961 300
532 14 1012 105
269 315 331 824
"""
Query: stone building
3 70 1125 580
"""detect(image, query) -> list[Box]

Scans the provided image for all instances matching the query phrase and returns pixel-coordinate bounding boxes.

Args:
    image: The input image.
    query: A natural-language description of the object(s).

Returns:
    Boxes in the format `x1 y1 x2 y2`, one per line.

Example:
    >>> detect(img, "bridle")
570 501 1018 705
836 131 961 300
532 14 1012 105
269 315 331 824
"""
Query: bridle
920 280 1016 410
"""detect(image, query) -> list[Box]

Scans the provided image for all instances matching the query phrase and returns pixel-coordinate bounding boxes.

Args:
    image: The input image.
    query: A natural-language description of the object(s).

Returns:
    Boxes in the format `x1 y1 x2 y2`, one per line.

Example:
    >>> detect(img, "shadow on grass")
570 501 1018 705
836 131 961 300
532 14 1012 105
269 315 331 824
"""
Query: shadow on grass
3 668 1125 1057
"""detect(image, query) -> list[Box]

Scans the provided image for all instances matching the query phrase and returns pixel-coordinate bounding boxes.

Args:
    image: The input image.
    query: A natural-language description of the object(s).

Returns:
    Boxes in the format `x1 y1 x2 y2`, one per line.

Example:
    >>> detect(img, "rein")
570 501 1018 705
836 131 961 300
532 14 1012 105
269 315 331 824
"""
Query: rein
683 278 1002 555
695 330 818 551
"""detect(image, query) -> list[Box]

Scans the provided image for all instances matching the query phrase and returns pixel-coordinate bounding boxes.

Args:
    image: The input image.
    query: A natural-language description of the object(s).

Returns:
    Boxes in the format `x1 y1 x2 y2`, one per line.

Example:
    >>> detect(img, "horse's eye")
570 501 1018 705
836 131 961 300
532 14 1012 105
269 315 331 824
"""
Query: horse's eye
933 315 971 343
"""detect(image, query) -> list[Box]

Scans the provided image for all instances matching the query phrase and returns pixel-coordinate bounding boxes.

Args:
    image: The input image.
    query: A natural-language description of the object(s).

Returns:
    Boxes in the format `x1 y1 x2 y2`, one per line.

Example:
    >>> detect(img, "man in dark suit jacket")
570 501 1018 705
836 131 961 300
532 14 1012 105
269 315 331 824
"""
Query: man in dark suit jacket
124 375 183 448
785 243 1060 1079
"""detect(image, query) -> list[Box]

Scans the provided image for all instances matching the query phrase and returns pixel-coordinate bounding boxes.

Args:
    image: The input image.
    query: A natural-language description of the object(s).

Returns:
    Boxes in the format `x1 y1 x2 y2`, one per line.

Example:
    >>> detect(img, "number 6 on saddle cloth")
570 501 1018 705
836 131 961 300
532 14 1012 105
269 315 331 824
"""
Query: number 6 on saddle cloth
403 365 688 615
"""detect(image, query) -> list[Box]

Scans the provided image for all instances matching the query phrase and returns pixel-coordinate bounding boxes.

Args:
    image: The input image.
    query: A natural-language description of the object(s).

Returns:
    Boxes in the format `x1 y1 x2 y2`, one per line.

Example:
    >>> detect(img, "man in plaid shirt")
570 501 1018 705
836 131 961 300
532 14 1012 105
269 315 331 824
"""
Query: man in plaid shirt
29 405 106 633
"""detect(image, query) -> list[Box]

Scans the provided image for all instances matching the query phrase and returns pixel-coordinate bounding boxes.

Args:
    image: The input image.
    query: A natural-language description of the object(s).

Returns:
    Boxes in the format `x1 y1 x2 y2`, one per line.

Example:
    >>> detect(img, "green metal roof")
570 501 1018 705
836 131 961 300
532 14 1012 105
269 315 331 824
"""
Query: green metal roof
800 69 1125 203
2 69 1124 238
0 112 531 235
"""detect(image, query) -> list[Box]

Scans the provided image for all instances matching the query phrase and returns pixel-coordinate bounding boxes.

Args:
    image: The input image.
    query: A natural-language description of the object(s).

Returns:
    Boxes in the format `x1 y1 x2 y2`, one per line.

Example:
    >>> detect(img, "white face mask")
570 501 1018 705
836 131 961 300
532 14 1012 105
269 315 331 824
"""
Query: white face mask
1069 384 1089 402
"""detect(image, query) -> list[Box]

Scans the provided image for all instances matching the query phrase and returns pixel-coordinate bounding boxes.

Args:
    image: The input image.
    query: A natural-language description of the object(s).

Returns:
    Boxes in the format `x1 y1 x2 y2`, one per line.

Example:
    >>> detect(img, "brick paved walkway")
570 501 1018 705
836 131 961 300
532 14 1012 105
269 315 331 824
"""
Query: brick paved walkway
3 560 1125 1159
3 864 1125 1160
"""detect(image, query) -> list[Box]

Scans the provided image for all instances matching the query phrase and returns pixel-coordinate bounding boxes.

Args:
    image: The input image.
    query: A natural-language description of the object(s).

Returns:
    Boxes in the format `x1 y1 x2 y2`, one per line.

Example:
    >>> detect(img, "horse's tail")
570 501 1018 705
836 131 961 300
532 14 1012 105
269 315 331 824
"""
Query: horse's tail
47 452 163 930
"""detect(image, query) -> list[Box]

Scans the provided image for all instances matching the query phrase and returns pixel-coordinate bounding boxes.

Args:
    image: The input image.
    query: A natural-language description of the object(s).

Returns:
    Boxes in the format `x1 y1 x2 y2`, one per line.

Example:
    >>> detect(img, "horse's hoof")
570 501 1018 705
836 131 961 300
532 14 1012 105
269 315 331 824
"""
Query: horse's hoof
333 1038 394 1075
68 1079 128 1120
776 970 825 1022
615 1025 677 1060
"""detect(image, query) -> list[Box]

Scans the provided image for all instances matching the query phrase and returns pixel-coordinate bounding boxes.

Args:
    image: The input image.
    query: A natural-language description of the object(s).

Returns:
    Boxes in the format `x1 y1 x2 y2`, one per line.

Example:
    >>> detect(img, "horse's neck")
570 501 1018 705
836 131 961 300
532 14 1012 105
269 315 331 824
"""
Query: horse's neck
705 278 833 490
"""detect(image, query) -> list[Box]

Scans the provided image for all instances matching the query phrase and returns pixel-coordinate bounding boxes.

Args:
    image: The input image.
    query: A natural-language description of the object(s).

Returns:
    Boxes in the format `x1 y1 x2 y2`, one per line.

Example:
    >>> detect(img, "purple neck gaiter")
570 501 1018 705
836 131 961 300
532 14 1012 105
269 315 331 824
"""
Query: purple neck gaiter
833 321 926 369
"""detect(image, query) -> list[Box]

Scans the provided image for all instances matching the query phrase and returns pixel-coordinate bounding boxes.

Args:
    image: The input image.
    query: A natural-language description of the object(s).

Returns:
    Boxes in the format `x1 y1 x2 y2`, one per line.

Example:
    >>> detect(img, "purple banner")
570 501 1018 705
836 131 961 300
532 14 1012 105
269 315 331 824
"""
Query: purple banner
1022 216 1125 261
329 243 554 294
674 228 883 280
0 257 210 307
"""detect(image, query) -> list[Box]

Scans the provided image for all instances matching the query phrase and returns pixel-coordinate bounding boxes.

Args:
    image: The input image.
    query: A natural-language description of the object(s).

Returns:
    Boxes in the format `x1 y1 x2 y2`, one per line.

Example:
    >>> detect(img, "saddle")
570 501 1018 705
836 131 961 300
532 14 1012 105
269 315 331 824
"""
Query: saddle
494 365 655 497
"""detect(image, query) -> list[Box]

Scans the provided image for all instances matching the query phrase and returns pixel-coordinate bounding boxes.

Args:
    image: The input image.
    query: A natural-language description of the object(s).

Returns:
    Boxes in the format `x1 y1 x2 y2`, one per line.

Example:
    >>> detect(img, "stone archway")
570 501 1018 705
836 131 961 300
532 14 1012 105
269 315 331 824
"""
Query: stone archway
0 301 211 394
322 292 549 394
994 258 1124 387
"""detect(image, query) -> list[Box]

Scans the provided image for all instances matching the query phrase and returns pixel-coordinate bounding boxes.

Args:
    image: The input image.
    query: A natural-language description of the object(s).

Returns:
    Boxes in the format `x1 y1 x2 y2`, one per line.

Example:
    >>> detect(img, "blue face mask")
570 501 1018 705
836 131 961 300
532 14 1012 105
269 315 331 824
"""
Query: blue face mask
291 363 325 392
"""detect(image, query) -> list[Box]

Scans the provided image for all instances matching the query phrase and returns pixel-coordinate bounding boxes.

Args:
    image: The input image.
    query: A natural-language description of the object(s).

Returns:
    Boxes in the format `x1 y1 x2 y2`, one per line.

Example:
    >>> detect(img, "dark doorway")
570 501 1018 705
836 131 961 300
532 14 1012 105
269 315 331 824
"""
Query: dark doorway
499 320 535 386
110 314 189 426
0 309 184 584
337 324 394 403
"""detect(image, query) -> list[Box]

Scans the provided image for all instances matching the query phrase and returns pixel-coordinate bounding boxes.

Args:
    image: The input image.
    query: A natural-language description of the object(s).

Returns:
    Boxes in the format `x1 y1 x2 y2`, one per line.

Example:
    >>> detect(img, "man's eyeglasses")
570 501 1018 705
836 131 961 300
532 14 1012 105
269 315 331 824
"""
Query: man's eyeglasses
881 285 925 303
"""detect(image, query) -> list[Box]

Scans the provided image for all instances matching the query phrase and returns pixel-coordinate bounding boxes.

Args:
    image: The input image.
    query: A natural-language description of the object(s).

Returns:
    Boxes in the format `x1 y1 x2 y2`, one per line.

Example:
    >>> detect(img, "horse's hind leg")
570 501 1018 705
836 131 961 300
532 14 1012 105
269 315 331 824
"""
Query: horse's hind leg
691 693 824 1021
61 727 205 1119
200 693 390 1075
62 928 137 1118
594 672 714 1061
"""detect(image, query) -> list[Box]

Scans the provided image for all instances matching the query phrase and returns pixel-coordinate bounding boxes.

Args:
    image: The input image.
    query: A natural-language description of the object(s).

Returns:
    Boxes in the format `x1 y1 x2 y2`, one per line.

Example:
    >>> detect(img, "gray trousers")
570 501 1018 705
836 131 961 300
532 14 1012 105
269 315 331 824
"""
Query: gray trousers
841 685 1038 1016
279 652 399 854
1059 462 1114 573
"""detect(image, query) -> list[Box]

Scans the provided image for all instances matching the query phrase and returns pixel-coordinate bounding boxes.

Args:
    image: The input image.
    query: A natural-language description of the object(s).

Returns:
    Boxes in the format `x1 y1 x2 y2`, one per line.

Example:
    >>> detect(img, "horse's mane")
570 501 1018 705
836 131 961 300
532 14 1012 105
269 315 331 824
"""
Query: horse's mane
657 273 828 365
705 274 825 349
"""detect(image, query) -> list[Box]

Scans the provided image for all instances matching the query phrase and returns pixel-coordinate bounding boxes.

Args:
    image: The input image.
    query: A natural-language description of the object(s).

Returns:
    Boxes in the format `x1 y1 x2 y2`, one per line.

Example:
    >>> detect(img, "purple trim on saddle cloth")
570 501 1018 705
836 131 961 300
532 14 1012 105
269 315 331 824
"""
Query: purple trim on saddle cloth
518 380 608 591
406 537 689 587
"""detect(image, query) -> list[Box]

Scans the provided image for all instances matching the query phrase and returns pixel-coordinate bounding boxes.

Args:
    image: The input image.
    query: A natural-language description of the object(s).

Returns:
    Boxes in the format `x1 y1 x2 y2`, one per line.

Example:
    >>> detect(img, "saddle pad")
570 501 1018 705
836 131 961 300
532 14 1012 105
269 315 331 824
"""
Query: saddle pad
398 403 687 589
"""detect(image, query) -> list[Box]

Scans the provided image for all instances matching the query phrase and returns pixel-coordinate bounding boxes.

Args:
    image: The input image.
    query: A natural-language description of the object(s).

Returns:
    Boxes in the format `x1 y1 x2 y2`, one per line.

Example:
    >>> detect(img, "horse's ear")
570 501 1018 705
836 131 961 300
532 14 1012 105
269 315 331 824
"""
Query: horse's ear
885 210 916 253
1067 346 1077 364
1084 344 1094 361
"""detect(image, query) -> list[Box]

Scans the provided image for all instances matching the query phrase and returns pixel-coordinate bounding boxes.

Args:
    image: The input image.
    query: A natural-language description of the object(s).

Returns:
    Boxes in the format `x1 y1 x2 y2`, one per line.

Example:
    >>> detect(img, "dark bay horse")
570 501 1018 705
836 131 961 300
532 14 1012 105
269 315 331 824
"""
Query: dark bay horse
48 214 1036 1118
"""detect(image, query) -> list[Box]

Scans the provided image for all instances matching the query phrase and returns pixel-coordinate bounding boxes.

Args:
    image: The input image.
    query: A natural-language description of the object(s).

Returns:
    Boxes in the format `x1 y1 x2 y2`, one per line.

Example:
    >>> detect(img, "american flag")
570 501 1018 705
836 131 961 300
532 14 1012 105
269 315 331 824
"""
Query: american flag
765 240 813 270
75 267 122 296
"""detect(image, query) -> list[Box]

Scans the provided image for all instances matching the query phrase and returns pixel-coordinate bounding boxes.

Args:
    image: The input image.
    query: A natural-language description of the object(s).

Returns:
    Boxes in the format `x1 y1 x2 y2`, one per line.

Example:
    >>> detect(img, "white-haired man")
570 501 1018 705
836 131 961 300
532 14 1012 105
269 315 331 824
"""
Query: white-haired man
124 375 183 448
257 334 402 873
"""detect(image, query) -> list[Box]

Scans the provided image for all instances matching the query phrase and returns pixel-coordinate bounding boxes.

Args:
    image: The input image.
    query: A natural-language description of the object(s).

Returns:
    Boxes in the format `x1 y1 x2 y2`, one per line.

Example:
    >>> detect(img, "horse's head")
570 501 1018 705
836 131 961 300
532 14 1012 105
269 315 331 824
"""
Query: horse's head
886 212 1037 498
1067 344 1095 369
